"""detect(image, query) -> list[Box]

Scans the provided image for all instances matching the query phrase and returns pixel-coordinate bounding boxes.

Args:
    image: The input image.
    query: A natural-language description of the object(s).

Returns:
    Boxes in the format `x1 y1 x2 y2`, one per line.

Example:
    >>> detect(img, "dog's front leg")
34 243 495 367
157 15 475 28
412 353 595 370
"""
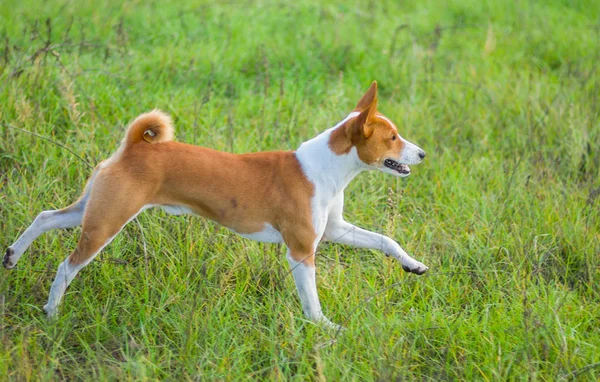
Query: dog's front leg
286 249 340 330
324 220 428 275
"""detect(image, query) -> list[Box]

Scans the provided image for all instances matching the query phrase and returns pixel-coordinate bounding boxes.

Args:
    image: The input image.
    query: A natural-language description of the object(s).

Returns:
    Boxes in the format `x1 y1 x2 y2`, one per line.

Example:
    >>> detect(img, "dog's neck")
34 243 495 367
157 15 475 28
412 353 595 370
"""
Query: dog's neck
295 112 365 199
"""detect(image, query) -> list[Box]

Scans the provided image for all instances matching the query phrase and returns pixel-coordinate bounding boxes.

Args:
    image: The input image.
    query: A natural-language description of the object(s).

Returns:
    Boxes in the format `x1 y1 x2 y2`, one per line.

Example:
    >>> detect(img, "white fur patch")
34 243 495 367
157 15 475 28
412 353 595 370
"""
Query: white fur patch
287 252 339 329
161 205 195 216
295 112 365 237
232 224 283 243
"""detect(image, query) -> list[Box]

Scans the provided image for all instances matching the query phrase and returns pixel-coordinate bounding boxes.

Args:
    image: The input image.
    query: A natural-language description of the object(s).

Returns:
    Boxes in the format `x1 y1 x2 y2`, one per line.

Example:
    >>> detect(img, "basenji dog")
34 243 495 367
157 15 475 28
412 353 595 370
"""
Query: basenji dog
3 81 428 328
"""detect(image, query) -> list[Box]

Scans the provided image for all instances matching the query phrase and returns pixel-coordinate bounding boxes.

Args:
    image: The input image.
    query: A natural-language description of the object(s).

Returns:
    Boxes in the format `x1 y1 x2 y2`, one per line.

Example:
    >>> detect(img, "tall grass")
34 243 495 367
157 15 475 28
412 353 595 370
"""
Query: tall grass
1 0 599 379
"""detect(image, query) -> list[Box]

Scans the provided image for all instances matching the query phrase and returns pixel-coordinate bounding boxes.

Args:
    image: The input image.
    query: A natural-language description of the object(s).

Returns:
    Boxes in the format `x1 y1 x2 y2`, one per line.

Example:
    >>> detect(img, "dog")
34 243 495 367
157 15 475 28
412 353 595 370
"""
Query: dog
3 81 428 328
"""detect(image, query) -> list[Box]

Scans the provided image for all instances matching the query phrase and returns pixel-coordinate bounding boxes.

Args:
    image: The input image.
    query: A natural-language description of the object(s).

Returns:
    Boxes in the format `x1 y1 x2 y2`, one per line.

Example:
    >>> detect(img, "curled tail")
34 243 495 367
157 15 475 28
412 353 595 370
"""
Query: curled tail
122 110 174 147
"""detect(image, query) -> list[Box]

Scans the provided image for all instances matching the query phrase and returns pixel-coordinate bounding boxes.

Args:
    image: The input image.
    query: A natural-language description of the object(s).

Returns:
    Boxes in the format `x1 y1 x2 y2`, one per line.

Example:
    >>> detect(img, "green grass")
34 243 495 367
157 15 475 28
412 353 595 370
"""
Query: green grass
1 0 599 380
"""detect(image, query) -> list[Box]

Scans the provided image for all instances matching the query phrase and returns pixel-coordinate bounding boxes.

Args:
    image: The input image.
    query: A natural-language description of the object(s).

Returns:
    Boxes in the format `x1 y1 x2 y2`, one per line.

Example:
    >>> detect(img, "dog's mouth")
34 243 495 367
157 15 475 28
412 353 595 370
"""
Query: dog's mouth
384 159 410 175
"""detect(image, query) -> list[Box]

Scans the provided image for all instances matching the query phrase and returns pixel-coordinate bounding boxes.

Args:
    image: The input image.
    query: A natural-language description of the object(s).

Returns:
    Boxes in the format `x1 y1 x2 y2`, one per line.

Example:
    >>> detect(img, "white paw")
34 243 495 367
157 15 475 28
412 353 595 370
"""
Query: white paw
315 315 345 332
43 304 58 318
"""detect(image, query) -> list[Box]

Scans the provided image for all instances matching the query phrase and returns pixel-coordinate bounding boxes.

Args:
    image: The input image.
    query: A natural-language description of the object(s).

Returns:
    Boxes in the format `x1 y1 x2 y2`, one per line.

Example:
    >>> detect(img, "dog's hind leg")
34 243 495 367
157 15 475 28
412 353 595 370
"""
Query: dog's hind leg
3 169 100 270
42 172 150 317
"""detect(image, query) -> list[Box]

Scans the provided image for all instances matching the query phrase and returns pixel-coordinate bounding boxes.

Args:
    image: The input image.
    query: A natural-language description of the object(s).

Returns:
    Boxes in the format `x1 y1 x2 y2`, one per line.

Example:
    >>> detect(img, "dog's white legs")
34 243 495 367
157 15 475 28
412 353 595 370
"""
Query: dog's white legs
287 251 339 329
324 220 429 274
4 204 86 269
4 170 98 270
43 207 147 317
43 257 91 317
43 209 144 317
43 227 116 317
43 227 120 317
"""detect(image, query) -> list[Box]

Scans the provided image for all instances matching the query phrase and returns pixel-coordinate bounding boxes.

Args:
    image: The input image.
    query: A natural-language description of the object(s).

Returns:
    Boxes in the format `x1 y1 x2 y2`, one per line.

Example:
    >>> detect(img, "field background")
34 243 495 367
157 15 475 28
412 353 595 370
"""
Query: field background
1 0 599 380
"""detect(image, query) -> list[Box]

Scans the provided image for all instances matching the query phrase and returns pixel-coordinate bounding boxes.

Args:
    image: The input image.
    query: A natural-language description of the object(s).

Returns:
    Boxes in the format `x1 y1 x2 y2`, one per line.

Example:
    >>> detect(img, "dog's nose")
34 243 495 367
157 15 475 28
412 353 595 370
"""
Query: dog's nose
418 150 426 159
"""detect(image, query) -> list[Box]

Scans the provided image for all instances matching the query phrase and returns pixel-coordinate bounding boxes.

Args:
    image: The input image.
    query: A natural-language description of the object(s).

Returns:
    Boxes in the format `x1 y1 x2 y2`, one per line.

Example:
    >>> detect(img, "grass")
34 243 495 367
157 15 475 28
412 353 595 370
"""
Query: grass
1 0 599 380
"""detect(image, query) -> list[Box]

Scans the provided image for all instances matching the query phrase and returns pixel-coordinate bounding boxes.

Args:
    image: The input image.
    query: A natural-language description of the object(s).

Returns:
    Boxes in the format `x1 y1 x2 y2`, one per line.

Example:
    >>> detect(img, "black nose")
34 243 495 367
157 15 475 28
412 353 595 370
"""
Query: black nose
418 150 426 159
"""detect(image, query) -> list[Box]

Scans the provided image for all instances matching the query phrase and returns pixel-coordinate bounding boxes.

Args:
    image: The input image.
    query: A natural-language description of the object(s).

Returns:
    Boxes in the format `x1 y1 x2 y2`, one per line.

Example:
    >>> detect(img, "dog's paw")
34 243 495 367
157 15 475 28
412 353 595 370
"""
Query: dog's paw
43 304 58 319
402 262 429 275
319 318 345 333
2 248 15 269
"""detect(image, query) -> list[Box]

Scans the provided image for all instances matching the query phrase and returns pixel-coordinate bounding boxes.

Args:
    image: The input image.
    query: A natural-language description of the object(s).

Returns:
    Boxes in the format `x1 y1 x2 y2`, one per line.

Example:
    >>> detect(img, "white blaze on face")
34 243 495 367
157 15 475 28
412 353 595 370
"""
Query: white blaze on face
400 139 424 165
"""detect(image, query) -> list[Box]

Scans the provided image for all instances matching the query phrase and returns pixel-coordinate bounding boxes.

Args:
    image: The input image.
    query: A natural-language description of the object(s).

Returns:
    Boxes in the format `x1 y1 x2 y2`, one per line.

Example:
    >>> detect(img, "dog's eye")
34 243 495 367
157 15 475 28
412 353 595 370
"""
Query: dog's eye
391 135 397 141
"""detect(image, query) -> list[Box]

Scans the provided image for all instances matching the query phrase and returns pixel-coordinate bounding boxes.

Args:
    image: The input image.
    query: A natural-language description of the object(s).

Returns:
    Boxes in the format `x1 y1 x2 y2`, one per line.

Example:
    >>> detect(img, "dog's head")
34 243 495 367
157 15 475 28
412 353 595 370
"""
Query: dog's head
329 81 425 177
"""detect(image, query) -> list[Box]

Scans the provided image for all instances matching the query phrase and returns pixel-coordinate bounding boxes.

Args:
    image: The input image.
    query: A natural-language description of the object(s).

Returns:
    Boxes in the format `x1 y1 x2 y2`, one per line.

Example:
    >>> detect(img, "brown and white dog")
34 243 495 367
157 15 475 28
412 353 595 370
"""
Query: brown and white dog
3 81 428 328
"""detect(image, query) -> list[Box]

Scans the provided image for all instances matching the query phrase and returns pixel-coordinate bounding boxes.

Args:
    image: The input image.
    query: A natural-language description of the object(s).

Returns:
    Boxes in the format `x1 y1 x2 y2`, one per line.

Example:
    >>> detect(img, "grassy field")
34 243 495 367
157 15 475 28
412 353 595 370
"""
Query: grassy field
1 0 599 380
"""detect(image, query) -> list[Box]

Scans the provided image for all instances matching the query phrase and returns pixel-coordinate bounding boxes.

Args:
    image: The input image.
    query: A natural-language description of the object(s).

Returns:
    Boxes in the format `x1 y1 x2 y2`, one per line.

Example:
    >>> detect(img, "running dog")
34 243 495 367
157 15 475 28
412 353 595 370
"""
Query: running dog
4 81 428 328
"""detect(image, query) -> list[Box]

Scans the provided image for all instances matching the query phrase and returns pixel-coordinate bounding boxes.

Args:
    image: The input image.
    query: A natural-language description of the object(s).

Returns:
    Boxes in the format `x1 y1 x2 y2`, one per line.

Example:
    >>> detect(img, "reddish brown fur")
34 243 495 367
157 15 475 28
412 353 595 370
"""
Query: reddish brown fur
68 117 316 266
124 110 174 145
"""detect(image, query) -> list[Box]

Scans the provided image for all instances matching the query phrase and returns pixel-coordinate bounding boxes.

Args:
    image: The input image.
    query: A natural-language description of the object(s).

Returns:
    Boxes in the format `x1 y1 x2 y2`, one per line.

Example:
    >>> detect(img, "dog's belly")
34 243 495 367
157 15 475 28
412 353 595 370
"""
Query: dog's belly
156 204 284 243
160 205 195 215
232 223 283 243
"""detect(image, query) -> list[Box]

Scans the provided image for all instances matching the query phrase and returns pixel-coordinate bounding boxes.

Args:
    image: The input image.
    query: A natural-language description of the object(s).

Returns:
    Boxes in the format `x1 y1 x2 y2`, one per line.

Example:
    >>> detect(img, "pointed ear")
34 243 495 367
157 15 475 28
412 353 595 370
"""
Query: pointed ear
354 105 376 138
354 81 378 111
353 82 378 138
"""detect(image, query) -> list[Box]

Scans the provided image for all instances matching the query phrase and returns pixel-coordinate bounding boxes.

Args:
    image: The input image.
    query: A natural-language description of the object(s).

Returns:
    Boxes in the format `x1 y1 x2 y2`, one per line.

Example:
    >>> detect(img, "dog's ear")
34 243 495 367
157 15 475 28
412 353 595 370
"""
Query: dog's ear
354 81 378 112
354 81 378 138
